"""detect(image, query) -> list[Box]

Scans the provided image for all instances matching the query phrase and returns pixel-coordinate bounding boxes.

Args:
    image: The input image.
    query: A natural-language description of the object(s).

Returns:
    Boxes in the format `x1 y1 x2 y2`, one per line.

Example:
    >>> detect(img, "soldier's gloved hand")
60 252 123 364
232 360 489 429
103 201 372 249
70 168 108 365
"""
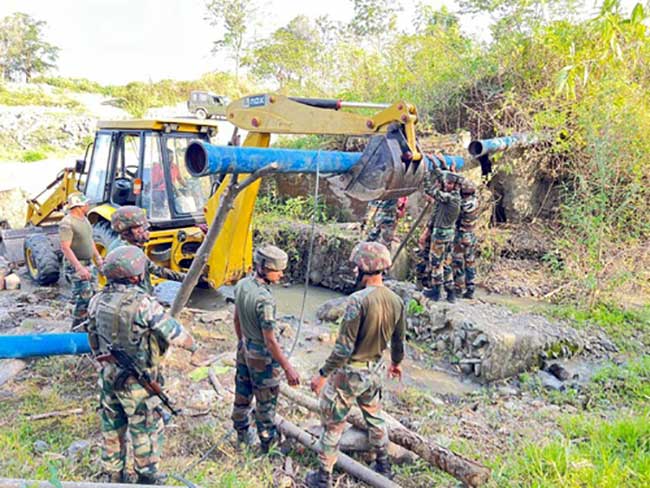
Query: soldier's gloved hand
76 266 92 281
284 364 301 387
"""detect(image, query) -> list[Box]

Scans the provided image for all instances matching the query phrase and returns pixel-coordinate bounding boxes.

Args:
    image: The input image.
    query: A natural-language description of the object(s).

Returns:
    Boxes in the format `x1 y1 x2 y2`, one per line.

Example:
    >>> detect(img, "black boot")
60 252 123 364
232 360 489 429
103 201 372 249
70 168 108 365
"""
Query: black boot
236 428 256 449
423 285 441 301
136 472 168 485
305 468 332 488
260 433 278 454
373 451 394 480
99 471 124 483
446 287 456 303
463 287 475 299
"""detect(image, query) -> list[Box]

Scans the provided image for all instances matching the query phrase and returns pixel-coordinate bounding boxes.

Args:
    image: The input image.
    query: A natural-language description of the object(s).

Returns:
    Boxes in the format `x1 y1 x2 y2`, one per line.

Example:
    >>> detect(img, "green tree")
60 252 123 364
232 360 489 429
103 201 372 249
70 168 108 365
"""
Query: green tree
204 0 254 79
245 16 323 91
0 12 59 82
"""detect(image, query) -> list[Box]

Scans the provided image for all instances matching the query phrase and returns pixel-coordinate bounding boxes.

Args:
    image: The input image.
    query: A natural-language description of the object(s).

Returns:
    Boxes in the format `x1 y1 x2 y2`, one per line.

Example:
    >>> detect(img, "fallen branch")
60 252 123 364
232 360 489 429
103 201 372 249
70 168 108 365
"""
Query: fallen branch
275 415 400 488
208 368 230 398
27 408 83 421
279 384 490 487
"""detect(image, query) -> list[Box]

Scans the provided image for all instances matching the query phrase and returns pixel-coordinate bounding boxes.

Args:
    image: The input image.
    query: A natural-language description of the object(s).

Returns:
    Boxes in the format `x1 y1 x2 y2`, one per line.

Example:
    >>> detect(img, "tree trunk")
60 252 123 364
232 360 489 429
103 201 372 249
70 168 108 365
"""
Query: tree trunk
275 415 400 488
279 384 490 487
171 164 278 317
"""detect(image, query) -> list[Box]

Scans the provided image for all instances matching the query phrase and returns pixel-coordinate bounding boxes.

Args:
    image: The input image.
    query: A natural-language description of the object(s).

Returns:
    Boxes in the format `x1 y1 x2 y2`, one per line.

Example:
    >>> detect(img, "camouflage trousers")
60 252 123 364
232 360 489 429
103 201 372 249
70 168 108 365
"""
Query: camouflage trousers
317 364 388 473
452 231 477 292
64 260 95 328
366 200 398 249
98 364 164 478
231 339 281 444
428 229 455 288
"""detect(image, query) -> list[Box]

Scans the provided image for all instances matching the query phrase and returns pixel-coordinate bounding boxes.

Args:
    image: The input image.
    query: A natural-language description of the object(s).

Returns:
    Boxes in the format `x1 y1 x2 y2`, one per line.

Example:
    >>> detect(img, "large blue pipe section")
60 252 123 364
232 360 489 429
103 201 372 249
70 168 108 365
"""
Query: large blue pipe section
468 133 541 159
0 333 91 359
185 140 464 177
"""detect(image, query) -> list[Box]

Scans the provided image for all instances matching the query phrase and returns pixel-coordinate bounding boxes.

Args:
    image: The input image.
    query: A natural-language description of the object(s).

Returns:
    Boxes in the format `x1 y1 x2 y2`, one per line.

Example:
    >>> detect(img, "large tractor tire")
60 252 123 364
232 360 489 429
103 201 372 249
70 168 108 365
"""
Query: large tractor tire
93 220 118 258
24 234 60 285
93 220 118 288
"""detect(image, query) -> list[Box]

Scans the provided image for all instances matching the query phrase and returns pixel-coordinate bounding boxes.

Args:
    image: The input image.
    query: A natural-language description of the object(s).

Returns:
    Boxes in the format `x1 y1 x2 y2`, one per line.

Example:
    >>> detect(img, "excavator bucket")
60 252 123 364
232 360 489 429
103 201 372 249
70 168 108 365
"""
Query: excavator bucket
340 130 426 202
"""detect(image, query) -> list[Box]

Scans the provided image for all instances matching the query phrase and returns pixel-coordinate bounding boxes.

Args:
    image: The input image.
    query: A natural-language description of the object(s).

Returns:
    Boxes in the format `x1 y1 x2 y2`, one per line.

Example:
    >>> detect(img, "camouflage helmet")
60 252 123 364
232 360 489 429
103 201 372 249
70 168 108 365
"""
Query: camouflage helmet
102 246 147 281
111 206 148 233
440 170 460 185
460 178 477 195
66 192 90 209
349 241 392 273
254 244 288 271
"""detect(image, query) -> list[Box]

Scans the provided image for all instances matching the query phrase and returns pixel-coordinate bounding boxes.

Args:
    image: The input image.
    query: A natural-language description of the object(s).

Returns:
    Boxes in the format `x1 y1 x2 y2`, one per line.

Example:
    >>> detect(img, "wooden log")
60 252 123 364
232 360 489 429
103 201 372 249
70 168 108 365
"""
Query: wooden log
279 384 490 487
171 163 279 318
0 478 178 488
275 415 400 488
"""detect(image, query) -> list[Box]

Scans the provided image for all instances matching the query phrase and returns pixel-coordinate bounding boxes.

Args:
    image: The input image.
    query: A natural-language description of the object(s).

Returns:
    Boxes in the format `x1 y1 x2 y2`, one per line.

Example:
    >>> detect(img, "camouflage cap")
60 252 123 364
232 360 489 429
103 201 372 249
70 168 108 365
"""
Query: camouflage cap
102 246 147 280
66 192 90 209
349 241 392 273
111 206 148 233
254 244 288 271
460 178 477 195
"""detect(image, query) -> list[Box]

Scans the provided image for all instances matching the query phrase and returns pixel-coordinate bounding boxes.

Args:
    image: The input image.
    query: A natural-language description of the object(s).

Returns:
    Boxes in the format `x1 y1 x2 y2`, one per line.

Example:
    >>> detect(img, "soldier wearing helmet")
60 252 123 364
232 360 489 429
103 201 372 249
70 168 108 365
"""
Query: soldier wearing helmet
307 241 405 487
108 206 187 294
87 246 197 484
231 244 300 452
452 177 480 299
59 192 103 329
416 155 461 303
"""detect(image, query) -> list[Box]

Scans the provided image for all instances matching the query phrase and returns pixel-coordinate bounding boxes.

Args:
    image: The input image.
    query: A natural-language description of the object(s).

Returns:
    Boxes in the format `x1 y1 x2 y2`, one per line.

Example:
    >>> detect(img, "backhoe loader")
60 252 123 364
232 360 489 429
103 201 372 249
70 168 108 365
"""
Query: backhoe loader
0 94 432 289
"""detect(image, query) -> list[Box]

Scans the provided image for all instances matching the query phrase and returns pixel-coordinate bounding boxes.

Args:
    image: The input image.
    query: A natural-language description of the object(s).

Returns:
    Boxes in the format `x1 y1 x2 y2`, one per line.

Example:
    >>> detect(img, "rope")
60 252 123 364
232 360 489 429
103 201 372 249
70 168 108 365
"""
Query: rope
288 154 320 359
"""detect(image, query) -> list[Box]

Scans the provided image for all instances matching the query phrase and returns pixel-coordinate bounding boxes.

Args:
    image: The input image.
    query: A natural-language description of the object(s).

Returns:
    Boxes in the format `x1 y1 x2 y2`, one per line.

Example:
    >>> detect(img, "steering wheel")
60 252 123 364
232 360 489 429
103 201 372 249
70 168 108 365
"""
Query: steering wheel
125 165 139 178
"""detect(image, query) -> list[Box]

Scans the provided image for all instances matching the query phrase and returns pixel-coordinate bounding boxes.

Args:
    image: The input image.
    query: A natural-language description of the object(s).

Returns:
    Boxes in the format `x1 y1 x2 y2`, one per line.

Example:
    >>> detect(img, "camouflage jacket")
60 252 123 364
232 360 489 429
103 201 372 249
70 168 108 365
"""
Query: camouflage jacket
321 286 405 376
108 237 186 294
87 282 193 369
457 194 479 233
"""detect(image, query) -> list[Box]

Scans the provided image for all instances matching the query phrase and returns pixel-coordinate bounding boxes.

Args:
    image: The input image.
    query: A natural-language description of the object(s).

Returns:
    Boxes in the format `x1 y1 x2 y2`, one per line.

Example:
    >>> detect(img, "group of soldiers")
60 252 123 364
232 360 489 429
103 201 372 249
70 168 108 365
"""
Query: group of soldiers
365 155 479 302
58 193 405 487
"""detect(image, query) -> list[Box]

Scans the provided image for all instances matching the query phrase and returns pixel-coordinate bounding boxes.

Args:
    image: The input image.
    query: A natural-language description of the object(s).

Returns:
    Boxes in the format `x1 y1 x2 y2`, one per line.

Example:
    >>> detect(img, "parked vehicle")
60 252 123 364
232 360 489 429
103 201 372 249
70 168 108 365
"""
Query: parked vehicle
187 90 230 119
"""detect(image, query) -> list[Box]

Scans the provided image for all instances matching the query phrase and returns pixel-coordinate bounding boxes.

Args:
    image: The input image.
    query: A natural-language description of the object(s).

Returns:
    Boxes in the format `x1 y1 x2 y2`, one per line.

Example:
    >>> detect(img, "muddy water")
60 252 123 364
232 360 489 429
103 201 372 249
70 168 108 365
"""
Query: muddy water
185 283 477 395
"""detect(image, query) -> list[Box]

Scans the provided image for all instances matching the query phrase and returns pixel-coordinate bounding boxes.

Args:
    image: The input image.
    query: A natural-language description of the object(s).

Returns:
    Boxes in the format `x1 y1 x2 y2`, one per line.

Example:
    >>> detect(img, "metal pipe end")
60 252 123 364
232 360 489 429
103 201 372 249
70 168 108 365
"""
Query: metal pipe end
186 141 208 176
468 140 484 157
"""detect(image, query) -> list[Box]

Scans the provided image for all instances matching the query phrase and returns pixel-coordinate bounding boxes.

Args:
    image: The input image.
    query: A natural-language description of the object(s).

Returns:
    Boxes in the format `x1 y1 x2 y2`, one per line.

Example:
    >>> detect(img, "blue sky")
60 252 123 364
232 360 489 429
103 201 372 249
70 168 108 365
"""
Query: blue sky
0 0 643 85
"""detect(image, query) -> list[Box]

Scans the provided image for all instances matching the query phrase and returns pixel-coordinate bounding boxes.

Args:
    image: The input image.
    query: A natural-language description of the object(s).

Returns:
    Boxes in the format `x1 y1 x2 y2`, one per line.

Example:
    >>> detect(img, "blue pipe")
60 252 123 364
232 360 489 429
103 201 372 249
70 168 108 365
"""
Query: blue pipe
186 140 465 177
0 333 91 359
186 141 360 176
467 133 541 158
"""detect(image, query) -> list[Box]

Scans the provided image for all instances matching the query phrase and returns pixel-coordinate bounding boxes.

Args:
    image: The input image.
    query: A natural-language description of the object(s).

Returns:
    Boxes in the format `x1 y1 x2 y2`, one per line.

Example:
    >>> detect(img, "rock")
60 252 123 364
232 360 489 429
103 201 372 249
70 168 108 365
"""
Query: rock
546 362 571 381
4 273 20 290
153 281 182 306
33 440 49 454
66 440 90 459
537 370 565 391
316 296 349 323
497 385 519 396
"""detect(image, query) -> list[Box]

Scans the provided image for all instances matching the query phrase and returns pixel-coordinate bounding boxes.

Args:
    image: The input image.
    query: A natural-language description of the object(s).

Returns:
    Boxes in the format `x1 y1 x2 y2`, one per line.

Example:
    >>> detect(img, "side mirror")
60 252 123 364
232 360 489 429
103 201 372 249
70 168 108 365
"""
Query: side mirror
75 159 86 174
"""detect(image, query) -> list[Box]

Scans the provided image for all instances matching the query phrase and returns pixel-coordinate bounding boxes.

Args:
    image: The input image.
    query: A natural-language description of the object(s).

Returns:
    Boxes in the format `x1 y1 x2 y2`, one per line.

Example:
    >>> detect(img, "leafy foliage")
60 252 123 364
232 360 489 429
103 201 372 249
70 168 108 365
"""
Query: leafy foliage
0 13 59 82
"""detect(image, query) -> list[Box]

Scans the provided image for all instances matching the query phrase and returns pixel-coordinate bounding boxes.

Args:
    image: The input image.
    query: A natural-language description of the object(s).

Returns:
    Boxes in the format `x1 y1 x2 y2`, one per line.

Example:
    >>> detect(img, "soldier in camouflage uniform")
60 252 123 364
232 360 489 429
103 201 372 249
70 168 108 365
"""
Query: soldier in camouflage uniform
109 206 187 294
59 193 103 329
452 178 479 299
87 246 197 484
231 244 300 453
365 197 407 250
418 162 461 303
307 242 405 488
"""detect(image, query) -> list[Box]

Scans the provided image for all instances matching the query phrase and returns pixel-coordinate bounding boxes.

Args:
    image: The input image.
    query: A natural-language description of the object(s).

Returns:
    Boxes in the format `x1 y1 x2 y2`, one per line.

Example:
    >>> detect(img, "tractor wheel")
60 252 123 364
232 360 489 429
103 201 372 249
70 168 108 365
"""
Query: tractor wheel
195 108 207 120
93 221 119 288
24 234 60 285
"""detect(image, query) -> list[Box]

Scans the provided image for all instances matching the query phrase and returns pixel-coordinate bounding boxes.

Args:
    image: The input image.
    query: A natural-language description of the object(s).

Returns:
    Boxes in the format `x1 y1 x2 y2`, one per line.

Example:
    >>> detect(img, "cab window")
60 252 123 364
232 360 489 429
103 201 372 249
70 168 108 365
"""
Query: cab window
142 133 171 222
84 132 112 202
109 133 141 206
